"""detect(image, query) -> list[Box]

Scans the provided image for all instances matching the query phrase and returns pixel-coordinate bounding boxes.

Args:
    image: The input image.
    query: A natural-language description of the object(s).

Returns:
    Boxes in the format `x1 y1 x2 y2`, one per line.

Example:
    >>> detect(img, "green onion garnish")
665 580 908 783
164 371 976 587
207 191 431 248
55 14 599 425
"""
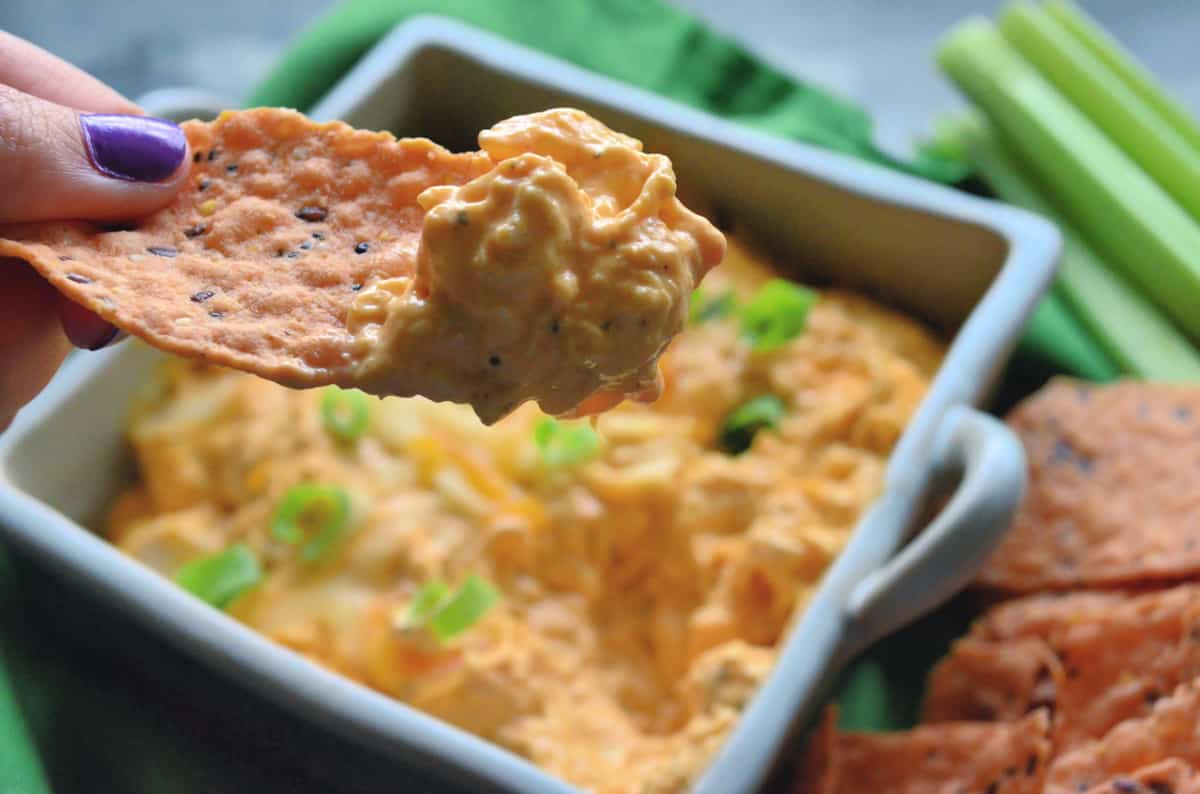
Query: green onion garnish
689 288 738 324
719 395 788 455
740 279 818 352
407 575 498 642
321 386 371 443
271 484 353 562
175 544 262 609
534 417 602 467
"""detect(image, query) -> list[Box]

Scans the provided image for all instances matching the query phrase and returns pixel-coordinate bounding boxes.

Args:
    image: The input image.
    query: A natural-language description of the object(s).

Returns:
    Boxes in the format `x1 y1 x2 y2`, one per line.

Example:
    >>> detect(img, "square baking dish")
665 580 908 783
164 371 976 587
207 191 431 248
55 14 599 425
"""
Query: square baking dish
0 16 1059 794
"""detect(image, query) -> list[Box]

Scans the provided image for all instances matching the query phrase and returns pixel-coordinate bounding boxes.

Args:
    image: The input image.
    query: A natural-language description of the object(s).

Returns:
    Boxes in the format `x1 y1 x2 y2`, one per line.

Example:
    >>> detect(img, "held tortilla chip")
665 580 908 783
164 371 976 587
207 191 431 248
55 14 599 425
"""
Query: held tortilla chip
0 108 724 425
925 586 1200 752
978 378 1200 591
1045 681 1200 794
792 709 1052 794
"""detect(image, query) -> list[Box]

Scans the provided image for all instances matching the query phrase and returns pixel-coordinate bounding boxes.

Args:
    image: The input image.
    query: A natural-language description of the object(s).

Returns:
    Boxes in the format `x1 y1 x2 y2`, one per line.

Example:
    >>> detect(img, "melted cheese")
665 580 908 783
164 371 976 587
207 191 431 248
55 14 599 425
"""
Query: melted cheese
346 109 726 425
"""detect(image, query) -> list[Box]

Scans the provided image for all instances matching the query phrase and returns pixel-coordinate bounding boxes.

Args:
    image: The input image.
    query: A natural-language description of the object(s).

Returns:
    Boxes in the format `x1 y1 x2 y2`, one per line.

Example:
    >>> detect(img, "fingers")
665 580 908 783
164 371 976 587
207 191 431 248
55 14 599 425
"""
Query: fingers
0 258 73 431
0 30 138 114
0 84 191 223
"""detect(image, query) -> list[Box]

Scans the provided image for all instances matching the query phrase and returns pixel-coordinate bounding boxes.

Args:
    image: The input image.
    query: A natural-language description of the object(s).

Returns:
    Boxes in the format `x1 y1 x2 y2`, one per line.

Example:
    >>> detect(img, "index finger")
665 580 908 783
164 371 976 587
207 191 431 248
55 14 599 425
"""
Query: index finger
0 31 139 114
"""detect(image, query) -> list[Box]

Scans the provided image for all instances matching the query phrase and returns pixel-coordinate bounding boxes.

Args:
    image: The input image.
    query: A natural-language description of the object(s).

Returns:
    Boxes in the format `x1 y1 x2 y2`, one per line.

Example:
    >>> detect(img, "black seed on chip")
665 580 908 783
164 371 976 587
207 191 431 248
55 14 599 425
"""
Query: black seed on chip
58 255 74 261
351 283 363 292
193 151 203 163
184 224 208 238
295 206 328 222
550 319 560 334
312 231 325 240
274 249 284 257
208 310 224 319
197 179 211 191
354 242 369 254
207 148 219 162
190 289 215 303
98 222 136 233
300 240 313 250
226 164 238 174
66 273 92 284
286 251 300 259
455 210 469 226
489 355 501 367
147 246 178 258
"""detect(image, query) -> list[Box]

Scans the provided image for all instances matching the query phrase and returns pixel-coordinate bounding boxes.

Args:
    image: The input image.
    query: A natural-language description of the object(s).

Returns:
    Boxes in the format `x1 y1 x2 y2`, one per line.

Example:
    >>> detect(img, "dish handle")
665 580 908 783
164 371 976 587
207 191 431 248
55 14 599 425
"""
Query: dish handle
839 405 1026 661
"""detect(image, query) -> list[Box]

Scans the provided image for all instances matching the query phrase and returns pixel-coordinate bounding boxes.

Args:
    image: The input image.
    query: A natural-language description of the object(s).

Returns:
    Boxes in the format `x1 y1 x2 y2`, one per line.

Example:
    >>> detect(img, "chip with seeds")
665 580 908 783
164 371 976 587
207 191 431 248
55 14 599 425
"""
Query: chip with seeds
0 107 724 425
1045 681 1200 794
926 586 1200 752
1078 760 1200 794
795 709 1051 794
977 379 1200 591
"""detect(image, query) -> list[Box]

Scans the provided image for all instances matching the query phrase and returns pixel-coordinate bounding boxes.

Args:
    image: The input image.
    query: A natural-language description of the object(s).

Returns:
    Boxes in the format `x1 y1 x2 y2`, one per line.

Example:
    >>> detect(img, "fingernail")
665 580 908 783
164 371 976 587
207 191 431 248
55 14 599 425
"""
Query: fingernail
85 325 119 351
79 114 187 183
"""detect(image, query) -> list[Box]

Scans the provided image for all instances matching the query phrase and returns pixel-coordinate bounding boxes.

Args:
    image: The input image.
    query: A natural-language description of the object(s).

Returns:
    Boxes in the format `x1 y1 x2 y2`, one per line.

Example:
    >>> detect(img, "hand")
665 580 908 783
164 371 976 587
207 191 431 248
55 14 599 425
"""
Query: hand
0 31 192 431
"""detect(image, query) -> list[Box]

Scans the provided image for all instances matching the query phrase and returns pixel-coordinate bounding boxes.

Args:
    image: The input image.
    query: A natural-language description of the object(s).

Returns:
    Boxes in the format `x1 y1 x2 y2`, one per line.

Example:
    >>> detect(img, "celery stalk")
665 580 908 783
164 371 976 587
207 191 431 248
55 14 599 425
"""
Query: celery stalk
938 114 1200 382
998 2 1200 223
937 20 1200 344
1046 0 1200 155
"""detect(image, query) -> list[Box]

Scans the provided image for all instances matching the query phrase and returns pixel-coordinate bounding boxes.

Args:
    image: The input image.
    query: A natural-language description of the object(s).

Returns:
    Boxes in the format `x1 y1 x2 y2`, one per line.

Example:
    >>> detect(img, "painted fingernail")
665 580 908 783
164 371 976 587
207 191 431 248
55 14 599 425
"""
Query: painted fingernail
79 114 187 183
85 325 119 351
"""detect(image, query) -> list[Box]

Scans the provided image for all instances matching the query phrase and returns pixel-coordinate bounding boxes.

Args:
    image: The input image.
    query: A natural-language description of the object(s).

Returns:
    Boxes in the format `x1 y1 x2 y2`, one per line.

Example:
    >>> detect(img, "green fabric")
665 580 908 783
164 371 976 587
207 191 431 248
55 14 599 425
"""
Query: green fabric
0 2 1113 790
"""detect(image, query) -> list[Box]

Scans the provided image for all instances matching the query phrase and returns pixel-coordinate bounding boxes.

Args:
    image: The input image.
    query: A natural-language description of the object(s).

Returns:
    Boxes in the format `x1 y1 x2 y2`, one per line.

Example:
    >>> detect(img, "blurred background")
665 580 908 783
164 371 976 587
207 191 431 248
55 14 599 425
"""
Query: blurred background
4 1 1197 157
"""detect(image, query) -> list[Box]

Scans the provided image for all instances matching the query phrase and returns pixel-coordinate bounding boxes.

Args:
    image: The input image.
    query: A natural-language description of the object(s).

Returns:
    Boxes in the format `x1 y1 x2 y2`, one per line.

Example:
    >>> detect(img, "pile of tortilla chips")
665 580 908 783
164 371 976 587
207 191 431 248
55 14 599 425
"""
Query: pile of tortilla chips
796 379 1200 793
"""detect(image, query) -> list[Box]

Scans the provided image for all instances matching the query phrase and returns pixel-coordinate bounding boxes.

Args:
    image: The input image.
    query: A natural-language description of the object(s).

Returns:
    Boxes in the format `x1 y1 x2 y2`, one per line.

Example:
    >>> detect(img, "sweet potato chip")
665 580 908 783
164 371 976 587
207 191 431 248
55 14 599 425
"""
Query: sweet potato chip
1046 681 1200 794
978 378 1200 591
828 710 1052 794
927 586 1200 751
1078 760 1200 794
0 107 724 424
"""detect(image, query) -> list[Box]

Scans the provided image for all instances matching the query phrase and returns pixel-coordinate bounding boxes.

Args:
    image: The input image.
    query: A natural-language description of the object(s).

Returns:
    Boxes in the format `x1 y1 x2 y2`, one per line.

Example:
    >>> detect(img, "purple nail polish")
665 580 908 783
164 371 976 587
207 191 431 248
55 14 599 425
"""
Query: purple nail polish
86 325 119 351
79 114 187 183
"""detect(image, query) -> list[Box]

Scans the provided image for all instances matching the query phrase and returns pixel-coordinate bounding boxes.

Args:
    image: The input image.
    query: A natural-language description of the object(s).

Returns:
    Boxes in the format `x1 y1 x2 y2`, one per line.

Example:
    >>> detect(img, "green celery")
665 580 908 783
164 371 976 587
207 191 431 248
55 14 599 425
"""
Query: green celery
939 114 1200 382
937 20 1200 344
1046 0 1200 155
998 2 1200 223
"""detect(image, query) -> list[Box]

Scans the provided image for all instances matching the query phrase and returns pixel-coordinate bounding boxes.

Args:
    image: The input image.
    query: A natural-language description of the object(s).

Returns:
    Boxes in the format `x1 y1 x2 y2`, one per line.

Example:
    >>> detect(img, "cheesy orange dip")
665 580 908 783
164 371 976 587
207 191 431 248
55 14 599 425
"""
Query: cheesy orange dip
106 235 944 793
347 109 726 424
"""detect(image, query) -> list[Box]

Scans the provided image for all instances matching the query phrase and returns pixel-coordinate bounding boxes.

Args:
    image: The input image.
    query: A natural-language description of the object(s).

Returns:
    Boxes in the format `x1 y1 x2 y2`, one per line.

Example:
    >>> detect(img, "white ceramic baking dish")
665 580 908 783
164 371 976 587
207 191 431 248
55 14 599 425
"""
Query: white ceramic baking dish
0 16 1058 794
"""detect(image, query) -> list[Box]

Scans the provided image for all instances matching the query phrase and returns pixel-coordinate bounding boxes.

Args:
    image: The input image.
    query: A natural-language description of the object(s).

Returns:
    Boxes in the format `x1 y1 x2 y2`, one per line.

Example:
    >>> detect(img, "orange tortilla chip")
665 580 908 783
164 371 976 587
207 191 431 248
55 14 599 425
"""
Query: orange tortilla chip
928 586 1200 752
832 710 1051 794
0 108 490 387
1078 760 1200 794
1045 681 1200 794
978 378 1200 592
923 636 1061 723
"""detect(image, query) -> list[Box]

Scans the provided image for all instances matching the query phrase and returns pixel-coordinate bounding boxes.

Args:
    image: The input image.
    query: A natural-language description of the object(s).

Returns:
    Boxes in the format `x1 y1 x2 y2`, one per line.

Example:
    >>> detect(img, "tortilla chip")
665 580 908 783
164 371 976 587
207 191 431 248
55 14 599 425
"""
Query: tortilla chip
792 706 838 794
0 108 491 387
830 710 1051 794
1045 681 1200 794
1078 760 1200 794
978 378 1200 592
926 586 1200 751
923 636 1061 723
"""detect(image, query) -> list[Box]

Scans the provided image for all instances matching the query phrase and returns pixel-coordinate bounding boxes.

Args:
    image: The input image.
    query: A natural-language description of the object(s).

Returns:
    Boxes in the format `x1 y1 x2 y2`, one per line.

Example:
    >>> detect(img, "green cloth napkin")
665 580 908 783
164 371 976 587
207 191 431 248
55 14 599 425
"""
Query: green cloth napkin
0 2 1107 791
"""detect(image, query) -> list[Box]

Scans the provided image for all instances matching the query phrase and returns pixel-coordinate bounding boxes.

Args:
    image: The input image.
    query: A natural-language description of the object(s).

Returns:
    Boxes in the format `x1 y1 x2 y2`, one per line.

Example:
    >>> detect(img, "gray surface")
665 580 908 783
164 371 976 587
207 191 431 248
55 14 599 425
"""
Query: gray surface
2 1 1197 159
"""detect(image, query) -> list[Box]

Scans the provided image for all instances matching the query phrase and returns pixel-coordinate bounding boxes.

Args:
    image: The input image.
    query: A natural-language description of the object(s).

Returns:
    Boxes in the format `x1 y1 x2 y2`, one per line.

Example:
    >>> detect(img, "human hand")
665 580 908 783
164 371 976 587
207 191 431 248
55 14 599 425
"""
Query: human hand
0 31 192 431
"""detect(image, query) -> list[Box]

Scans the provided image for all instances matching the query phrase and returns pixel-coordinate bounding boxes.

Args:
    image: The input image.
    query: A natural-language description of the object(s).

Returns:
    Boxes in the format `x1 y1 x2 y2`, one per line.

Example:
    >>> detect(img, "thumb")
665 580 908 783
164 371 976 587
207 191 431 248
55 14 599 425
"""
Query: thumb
0 83 190 223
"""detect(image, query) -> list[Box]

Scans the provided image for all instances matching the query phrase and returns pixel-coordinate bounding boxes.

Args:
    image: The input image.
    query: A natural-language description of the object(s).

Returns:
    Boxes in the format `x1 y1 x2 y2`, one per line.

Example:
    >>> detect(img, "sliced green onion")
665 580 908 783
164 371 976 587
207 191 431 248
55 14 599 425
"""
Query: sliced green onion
271 484 353 562
740 279 818 352
321 386 371 443
689 288 738 324
719 395 787 455
427 575 498 642
408 580 450 625
175 544 262 609
534 417 602 468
